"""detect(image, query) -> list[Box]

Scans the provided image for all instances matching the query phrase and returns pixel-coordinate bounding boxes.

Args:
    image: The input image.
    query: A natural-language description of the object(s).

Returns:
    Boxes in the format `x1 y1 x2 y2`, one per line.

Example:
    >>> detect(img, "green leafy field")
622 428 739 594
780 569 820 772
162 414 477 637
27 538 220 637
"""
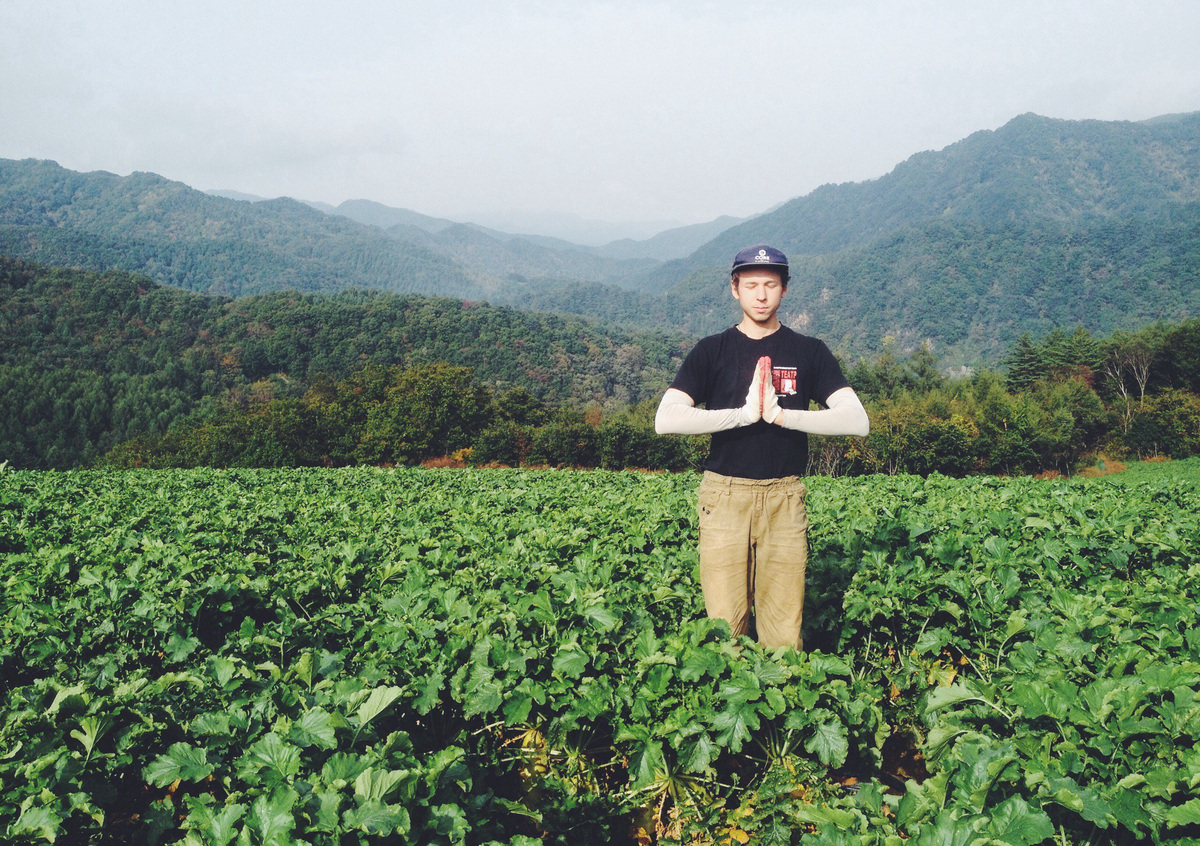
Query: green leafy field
2 467 1199 845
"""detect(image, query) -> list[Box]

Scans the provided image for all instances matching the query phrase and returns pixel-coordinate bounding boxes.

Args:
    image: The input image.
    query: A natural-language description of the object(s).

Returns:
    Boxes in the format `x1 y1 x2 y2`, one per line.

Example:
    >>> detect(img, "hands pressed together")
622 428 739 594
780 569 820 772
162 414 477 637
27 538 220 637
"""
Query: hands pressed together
655 354 869 437
741 356 782 425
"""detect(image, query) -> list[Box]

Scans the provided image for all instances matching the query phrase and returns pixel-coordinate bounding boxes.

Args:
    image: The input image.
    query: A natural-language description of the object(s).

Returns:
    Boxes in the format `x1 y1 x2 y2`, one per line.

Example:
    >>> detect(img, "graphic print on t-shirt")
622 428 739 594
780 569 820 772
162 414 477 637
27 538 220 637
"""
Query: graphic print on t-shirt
773 367 798 396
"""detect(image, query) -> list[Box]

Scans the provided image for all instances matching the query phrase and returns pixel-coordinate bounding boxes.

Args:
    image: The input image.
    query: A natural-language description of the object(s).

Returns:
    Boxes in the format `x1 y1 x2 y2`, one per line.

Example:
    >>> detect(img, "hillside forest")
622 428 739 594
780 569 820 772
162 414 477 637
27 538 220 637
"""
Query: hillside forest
4 111 1200 366
3 257 1199 476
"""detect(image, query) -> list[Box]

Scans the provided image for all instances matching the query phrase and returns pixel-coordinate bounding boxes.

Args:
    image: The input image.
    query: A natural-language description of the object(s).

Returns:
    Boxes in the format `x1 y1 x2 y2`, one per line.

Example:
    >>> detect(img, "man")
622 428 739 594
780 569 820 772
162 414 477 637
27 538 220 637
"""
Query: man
654 244 869 651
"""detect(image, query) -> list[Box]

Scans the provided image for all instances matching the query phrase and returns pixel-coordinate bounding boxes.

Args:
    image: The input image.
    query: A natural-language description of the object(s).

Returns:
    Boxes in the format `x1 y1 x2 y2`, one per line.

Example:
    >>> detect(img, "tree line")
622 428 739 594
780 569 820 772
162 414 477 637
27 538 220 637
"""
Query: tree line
100 317 1200 476
814 320 1200 477
100 362 704 471
0 257 689 469
4 255 1199 475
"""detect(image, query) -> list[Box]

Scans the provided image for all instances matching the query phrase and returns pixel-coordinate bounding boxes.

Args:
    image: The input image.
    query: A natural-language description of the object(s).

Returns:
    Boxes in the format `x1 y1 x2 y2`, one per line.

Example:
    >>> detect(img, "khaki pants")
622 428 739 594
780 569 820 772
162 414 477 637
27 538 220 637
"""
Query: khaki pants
697 471 809 651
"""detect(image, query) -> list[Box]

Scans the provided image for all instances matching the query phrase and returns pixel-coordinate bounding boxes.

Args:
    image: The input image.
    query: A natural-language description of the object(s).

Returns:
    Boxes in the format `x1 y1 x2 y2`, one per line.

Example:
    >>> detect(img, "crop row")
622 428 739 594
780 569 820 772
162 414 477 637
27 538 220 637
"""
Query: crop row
2 467 1199 844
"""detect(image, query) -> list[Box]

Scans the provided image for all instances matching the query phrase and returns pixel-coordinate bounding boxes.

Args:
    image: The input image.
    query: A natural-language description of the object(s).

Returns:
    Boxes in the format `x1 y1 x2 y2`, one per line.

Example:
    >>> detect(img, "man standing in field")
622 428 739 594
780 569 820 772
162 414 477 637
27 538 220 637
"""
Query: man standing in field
655 245 869 651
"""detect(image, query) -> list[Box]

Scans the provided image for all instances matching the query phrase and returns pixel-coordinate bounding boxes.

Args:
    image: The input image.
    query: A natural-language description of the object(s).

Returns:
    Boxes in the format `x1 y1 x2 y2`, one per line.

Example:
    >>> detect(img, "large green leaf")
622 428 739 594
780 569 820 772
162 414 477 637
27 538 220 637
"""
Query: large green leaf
289 708 337 749
804 719 849 767
552 644 588 678
343 799 411 835
245 788 297 846
1038 775 1112 826
713 702 758 752
70 715 112 757
10 805 62 843
237 734 301 785
181 797 245 846
924 682 984 714
145 742 215 786
1167 797 1200 827
353 767 414 802
354 685 403 730
983 796 1054 845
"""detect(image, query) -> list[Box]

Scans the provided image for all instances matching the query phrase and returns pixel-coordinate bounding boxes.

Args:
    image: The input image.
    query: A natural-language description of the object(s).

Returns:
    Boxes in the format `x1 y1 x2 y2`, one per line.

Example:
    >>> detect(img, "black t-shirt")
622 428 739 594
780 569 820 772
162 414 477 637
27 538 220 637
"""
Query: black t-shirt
670 326 850 479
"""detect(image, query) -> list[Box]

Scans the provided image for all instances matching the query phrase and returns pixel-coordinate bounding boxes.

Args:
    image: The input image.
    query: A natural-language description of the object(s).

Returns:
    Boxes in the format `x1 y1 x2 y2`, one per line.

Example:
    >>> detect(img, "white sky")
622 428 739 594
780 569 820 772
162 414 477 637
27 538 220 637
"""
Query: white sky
3 0 1199 236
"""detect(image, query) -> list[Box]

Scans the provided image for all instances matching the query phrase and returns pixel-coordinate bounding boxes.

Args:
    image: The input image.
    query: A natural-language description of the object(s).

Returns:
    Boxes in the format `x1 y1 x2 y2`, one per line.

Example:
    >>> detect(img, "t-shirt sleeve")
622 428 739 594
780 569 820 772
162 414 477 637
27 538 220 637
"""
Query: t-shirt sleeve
669 341 712 406
811 340 851 406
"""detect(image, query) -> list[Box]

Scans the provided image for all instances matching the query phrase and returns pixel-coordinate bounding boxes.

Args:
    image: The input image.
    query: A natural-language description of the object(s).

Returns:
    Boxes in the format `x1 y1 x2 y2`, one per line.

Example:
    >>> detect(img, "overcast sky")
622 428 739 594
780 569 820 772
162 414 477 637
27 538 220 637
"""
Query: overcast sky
3 1 1199 239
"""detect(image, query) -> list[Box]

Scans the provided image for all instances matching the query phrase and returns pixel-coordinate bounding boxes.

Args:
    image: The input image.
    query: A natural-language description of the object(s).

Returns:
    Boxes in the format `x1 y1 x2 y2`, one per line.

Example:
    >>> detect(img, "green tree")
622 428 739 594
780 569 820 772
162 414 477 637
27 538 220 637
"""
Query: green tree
471 420 534 467
907 341 945 394
355 363 490 465
1100 327 1160 431
1153 318 1200 394
528 408 598 468
1123 389 1200 459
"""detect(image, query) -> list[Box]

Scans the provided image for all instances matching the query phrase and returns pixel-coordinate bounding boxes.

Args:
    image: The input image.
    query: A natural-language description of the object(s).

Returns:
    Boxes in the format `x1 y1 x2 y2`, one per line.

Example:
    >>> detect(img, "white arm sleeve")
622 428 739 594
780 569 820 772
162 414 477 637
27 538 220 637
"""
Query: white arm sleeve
654 388 746 435
775 386 870 436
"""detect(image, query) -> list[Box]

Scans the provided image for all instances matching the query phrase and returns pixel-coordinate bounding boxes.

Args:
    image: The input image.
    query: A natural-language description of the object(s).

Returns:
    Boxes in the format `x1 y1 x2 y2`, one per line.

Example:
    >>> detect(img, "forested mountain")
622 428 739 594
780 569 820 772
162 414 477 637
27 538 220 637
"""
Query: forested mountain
589 215 747 263
0 159 486 299
646 204 1200 365
3 111 1199 366
558 112 1200 361
0 158 671 299
0 256 692 468
671 111 1200 276
7 252 1200 473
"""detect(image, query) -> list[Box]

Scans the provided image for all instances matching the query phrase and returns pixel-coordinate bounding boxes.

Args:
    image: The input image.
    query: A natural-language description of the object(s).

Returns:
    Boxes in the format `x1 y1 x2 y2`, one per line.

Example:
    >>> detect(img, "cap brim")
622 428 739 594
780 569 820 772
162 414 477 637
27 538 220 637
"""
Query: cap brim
731 262 787 274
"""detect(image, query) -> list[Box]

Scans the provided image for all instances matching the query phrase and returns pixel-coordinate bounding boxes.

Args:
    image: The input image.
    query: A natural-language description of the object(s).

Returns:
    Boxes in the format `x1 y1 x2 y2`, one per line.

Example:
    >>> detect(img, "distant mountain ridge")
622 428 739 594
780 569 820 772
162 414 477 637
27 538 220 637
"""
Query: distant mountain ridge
635 112 1200 292
0 160 485 299
328 198 461 234
593 111 1200 360
205 191 743 261
3 110 1200 366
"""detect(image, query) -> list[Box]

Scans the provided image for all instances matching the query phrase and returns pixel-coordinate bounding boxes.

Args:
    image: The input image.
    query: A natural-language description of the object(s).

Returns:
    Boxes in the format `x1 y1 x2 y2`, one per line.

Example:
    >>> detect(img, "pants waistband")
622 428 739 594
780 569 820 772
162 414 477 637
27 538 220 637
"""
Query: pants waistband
701 470 805 490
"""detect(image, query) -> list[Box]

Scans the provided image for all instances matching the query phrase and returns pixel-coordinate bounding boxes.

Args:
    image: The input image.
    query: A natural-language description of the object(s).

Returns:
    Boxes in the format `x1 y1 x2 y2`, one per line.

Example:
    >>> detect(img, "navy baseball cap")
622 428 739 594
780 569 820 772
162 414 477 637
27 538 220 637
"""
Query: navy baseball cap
731 244 789 275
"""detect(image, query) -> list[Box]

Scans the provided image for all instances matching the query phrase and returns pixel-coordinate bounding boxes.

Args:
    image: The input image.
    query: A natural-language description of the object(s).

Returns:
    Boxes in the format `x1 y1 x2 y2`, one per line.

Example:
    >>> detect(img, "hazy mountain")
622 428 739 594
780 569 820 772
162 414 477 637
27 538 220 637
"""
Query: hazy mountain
330 199 459 233
636 111 1200 294
207 189 338 216
328 198 742 264
303 200 339 215
0 160 686 306
4 111 1200 367
591 215 746 263
457 209 684 245
381 221 657 289
206 189 271 203
1 159 486 299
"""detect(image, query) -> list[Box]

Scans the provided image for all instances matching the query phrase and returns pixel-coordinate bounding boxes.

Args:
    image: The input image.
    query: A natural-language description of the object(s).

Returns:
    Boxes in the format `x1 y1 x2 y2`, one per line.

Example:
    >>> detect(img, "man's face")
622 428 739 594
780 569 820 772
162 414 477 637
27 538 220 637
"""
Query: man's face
732 268 786 325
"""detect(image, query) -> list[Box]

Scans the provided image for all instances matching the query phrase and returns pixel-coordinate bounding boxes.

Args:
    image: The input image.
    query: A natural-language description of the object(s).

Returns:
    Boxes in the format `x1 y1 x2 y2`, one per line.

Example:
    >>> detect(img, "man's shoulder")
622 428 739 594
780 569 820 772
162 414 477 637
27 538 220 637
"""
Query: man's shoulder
774 325 828 351
689 327 739 352
701 326 740 343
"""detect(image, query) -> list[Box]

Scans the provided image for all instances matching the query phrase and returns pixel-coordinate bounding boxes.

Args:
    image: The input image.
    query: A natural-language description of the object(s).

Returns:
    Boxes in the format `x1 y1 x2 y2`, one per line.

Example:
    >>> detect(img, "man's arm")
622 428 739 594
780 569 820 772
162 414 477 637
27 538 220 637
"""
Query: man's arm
766 386 870 436
654 359 772 435
654 389 742 435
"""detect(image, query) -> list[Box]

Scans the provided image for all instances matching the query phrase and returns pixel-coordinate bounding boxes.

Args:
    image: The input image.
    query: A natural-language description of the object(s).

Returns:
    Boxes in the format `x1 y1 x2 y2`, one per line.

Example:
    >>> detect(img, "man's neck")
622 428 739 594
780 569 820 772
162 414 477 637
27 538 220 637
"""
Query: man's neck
736 317 781 340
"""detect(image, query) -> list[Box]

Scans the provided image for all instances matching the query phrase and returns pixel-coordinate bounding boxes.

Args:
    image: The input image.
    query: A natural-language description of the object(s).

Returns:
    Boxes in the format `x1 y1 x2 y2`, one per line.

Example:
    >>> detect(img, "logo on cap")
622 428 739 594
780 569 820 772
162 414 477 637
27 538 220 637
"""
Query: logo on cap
732 244 788 274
